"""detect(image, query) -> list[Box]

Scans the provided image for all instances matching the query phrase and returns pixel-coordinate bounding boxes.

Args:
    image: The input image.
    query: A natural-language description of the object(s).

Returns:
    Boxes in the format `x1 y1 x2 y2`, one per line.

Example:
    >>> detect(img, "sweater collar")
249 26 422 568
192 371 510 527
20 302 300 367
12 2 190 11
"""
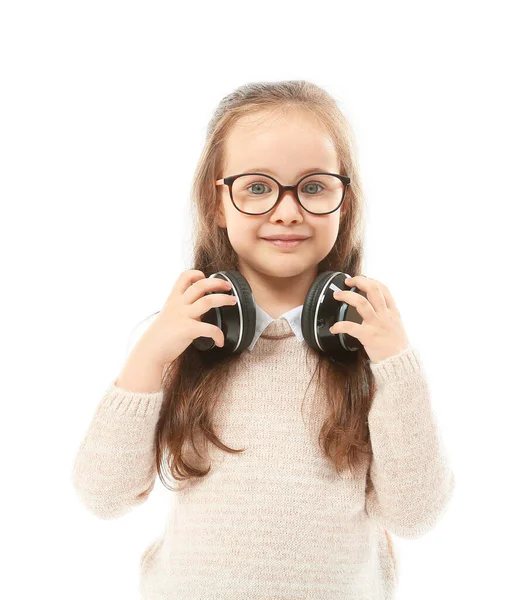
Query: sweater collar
247 302 304 351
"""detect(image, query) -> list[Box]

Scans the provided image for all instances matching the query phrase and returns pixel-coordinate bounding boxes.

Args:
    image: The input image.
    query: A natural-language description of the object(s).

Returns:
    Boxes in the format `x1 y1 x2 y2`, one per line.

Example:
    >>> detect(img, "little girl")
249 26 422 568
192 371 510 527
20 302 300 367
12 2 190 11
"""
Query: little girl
71 80 455 600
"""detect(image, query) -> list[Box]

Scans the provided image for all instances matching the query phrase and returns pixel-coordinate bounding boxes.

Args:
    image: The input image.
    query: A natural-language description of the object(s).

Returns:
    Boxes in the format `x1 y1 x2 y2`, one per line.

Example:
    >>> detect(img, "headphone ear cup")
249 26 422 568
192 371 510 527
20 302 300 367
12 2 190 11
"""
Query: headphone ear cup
301 271 336 352
216 270 257 354
302 270 364 356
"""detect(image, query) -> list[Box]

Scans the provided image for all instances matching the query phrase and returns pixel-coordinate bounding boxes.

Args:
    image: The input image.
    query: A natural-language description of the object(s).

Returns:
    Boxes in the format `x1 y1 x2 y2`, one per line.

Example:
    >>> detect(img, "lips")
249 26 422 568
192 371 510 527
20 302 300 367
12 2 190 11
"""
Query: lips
264 238 307 248
262 236 309 241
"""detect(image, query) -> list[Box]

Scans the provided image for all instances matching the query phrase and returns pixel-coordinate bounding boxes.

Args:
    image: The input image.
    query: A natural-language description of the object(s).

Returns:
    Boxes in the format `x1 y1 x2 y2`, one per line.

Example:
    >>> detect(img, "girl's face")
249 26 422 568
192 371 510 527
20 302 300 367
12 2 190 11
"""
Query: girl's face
216 109 347 282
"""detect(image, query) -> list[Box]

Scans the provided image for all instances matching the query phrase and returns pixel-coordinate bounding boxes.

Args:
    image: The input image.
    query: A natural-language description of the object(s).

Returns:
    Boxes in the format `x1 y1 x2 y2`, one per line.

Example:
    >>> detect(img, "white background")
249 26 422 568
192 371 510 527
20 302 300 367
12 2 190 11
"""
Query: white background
2 1 526 598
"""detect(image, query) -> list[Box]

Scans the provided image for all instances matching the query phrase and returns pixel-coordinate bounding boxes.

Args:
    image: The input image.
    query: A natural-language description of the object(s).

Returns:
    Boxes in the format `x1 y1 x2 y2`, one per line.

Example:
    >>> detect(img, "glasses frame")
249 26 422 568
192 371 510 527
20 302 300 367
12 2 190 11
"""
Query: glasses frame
215 171 351 216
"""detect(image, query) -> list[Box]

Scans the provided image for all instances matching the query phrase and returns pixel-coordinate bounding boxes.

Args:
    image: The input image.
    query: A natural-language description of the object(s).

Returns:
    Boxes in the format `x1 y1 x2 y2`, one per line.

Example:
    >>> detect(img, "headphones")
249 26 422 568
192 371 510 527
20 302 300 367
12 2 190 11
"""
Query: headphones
191 270 368 359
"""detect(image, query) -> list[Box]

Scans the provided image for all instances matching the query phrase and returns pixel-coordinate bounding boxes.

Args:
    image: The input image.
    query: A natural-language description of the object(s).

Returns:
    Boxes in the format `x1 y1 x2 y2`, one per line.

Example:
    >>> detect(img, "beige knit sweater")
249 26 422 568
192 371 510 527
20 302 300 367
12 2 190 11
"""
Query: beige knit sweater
71 317 455 600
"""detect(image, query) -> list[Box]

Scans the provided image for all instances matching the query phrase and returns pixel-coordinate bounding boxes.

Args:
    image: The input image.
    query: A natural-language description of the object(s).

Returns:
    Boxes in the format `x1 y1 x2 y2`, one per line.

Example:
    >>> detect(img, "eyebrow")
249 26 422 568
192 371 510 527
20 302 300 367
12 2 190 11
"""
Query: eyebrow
241 167 333 178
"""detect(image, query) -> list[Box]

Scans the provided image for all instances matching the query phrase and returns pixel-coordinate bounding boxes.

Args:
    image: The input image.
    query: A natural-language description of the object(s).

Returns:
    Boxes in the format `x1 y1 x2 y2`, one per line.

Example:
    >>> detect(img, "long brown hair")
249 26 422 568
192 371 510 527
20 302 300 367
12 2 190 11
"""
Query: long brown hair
155 80 375 492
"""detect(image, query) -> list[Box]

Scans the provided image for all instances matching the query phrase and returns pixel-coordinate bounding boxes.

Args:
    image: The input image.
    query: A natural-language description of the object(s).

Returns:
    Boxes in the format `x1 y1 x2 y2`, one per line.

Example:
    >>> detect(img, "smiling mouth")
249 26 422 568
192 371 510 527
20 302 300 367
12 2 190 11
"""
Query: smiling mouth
263 238 307 248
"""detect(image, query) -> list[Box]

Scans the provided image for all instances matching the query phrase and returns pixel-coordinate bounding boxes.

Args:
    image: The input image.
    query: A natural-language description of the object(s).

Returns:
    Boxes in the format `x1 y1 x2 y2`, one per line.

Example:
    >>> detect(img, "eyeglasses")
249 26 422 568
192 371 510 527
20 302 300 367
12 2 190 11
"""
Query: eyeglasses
215 171 351 216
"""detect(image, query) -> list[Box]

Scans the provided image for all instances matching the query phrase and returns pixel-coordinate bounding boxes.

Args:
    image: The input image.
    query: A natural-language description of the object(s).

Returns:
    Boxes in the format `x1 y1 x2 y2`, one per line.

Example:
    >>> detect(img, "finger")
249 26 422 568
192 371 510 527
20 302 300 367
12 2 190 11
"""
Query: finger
362 277 398 312
173 270 205 296
343 275 388 313
333 287 377 321
329 318 363 340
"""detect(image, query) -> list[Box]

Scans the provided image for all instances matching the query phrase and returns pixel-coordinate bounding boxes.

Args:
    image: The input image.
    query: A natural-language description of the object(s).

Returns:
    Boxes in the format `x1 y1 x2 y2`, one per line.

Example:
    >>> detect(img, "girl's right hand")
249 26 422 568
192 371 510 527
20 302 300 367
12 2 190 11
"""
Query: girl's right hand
138 270 237 365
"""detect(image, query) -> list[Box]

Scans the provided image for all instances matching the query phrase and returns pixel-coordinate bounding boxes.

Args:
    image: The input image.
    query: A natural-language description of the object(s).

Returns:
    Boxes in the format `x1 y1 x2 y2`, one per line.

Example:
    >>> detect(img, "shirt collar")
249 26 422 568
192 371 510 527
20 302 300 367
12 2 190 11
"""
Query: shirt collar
247 302 304 351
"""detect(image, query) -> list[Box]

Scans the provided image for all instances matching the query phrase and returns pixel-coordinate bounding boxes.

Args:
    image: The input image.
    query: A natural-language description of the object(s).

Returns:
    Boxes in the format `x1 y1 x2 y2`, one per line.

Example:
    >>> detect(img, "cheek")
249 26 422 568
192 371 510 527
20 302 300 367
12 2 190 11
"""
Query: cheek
313 217 340 243
226 218 259 249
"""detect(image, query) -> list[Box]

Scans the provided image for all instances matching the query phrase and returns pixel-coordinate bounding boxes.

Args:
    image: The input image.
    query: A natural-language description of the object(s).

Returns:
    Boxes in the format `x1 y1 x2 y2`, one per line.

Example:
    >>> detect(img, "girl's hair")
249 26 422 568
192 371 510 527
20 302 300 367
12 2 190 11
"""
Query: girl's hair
156 80 375 491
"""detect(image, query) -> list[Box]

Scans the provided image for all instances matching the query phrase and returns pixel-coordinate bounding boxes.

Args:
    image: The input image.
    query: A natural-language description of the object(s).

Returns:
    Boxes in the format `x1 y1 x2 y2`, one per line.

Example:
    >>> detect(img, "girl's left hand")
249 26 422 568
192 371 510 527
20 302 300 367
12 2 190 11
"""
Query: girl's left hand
329 275 410 364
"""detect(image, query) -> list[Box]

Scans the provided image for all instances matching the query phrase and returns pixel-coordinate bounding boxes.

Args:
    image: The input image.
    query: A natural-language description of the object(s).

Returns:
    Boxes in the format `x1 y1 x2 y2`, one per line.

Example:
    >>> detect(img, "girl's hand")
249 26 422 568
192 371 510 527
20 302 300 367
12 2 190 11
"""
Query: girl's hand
138 270 237 365
329 275 410 364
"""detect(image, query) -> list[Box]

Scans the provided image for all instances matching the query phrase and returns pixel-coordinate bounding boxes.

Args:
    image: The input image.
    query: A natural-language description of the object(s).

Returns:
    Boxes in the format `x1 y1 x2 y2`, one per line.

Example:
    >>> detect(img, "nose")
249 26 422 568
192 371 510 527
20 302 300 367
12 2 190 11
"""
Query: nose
274 188 300 211
269 191 304 223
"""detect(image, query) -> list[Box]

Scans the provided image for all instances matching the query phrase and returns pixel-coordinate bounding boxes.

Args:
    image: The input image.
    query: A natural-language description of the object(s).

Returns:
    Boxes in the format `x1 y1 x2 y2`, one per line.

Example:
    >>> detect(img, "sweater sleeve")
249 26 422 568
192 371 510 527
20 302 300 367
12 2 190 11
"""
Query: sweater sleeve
71 380 165 520
365 344 456 539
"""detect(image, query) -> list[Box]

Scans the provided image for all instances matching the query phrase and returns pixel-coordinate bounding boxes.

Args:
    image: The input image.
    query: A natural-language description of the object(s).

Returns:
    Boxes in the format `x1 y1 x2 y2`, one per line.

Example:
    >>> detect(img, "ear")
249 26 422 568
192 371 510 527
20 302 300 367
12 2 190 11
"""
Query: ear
340 189 350 220
216 201 227 229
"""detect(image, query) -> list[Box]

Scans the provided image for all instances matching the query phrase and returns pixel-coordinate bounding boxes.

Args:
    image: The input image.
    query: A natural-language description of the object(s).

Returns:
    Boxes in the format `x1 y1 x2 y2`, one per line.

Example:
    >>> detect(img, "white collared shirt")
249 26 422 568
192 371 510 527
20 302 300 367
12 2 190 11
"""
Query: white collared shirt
248 302 304 351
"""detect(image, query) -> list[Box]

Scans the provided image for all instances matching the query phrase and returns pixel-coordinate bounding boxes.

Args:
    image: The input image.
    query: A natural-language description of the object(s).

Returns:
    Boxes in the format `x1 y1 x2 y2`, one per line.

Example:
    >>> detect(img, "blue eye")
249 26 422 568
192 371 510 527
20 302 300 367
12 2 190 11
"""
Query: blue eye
302 182 324 195
247 182 272 195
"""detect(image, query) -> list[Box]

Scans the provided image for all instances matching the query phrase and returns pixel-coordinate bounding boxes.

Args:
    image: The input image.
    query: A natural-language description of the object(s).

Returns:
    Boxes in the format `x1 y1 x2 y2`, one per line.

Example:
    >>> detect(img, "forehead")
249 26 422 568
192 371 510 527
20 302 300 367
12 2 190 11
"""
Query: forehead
224 110 339 178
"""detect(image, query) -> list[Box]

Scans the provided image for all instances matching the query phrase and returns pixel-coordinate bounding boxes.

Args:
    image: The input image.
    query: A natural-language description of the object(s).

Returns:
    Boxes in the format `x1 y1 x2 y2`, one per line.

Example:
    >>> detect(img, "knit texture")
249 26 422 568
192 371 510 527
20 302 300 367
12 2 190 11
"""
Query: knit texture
71 317 455 599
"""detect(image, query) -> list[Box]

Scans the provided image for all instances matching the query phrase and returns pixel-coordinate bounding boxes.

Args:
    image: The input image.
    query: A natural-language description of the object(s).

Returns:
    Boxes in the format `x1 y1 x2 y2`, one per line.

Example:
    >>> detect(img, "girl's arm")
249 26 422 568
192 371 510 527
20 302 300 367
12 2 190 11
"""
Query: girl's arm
365 345 456 539
71 349 166 520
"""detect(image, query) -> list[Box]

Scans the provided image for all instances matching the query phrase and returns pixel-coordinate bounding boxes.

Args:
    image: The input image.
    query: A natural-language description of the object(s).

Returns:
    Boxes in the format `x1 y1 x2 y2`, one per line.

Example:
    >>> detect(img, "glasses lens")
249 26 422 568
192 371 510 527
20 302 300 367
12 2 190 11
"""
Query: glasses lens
231 174 344 214
298 174 344 213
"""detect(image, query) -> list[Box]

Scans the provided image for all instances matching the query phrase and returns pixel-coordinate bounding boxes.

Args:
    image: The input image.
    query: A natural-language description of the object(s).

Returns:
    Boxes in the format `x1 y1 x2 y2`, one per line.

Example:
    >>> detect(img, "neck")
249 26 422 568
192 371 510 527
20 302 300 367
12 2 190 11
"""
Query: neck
237 261 317 319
